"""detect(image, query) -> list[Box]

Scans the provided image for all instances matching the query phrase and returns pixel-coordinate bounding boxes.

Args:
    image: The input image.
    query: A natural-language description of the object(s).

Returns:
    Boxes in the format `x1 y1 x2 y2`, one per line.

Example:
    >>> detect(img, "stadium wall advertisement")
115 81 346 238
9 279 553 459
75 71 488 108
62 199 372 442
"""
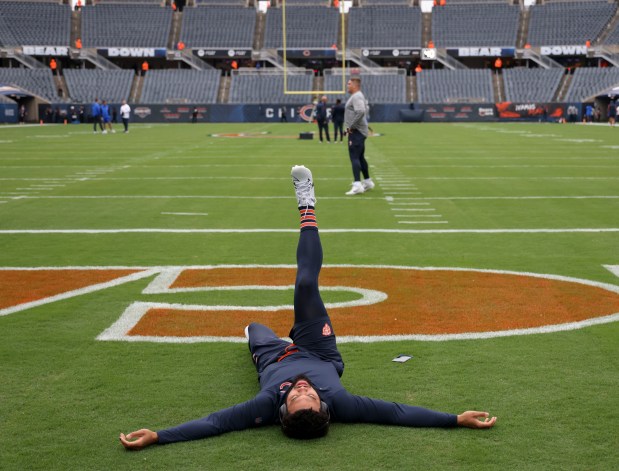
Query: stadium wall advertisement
0 103 18 123
34 102 581 124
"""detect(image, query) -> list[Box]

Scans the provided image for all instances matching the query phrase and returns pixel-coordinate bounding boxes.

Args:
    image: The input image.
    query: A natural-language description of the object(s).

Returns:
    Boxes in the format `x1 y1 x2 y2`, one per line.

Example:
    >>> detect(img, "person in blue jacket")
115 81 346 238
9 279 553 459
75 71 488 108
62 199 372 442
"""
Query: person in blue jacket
91 98 103 133
101 100 115 134
120 166 497 450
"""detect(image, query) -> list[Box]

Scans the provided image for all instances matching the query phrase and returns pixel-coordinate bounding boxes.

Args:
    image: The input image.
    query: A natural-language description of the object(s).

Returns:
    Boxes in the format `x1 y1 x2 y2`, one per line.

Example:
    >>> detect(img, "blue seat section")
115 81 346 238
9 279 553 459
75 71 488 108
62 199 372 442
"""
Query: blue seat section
527 1 616 46
503 68 564 102
264 6 339 49
431 3 519 47
180 6 255 48
417 69 494 103
0 1 70 47
140 69 221 103
81 4 172 48
228 73 313 103
195 0 248 5
0 68 59 102
348 6 422 48
64 69 134 103
603 21 619 45
564 68 619 101
323 73 407 103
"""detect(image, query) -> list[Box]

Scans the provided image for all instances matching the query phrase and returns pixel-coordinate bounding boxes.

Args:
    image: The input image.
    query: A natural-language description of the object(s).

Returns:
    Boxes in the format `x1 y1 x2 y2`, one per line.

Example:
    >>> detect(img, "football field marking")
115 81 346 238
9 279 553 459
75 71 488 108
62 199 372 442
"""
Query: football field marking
2 265 618 342
0 269 159 317
1 194 618 201
1 228 618 234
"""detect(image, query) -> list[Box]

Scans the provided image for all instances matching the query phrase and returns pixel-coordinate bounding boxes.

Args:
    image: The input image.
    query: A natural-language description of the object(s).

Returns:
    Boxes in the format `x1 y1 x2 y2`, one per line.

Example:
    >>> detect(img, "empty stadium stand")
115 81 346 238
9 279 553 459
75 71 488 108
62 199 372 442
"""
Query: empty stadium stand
0 1 71 47
416 69 494 103
228 72 313 103
264 6 339 49
527 1 617 46
64 69 134 103
431 2 520 48
503 68 564 103
140 69 221 103
563 67 619 101
347 6 422 48
81 4 172 48
323 71 408 103
603 21 619 45
1 0 618 122
0 68 59 102
180 6 255 49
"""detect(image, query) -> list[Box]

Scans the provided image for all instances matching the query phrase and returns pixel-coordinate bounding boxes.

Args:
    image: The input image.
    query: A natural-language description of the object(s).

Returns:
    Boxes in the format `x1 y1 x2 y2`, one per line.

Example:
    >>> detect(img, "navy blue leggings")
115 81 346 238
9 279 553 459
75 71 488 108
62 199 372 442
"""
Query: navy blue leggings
247 229 341 373
348 131 369 181
293 228 327 324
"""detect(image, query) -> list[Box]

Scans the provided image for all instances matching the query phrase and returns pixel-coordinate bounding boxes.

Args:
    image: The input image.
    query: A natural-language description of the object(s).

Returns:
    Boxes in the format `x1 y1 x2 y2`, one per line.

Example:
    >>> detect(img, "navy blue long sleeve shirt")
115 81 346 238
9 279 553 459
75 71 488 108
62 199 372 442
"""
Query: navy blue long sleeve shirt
157 351 457 444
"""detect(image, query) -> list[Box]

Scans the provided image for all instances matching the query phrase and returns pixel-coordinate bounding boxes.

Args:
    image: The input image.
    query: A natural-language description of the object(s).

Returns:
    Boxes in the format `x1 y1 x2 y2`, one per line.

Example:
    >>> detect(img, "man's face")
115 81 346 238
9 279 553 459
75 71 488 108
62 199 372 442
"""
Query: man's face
286 377 321 414
347 80 357 94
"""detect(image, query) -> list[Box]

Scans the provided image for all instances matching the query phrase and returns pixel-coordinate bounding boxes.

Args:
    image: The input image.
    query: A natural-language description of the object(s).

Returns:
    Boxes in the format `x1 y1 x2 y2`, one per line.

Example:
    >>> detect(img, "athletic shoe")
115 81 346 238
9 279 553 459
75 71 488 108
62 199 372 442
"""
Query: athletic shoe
102 130 107 134
345 182 365 195
362 178 375 191
244 325 250 340
291 165 316 207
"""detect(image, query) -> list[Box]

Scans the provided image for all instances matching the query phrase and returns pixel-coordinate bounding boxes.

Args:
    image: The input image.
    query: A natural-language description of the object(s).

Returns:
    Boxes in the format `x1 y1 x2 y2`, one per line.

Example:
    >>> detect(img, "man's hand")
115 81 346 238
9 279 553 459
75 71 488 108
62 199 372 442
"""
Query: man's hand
457 411 497 429
119 429 158 450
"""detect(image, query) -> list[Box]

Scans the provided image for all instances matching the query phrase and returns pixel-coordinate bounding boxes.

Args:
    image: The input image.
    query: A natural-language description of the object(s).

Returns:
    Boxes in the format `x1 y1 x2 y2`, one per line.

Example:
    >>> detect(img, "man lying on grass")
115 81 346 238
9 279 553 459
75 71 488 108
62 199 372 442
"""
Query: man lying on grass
120 166 497 449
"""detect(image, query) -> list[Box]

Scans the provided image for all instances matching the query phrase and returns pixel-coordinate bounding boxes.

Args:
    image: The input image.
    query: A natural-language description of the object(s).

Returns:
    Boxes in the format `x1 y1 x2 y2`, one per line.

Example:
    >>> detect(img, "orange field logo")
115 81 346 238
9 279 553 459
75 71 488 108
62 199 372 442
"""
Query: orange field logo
1 265 618 343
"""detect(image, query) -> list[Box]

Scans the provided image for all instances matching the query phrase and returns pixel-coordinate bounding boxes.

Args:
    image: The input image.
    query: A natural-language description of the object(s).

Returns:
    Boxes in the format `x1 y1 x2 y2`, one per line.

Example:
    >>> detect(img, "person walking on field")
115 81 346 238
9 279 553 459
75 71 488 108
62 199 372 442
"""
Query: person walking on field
344 78 374 195
120 100 131 133
119 165 497 450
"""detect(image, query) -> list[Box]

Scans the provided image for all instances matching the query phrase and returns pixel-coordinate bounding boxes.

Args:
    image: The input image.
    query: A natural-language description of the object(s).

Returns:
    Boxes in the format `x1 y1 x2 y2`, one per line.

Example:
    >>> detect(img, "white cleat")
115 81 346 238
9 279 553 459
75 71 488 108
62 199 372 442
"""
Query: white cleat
291 165 316 207
345 181 365 195
362 178 375 191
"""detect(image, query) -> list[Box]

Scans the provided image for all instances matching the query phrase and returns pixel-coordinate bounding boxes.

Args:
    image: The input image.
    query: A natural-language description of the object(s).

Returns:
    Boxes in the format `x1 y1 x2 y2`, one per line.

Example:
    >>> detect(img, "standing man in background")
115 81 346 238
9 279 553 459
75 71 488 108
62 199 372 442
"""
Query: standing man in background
315 96 331 143
344 78 374 196
120 99 131 133
91 98 103 133
331 99 345 143
101 100 115 134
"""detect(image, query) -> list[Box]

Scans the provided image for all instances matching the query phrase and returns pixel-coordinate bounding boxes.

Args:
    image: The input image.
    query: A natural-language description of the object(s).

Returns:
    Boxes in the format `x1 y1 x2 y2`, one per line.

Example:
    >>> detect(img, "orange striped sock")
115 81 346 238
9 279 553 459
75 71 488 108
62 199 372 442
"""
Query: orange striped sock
299 207 317 231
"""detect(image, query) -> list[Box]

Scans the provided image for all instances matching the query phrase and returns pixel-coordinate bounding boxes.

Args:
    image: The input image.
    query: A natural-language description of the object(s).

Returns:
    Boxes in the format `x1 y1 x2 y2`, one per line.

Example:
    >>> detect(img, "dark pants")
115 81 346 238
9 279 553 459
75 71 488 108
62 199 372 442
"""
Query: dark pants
348 131 369 181
122 118 129 132
247 229 342 375
333 121 344 141
317 120 330 142
93 116 103 131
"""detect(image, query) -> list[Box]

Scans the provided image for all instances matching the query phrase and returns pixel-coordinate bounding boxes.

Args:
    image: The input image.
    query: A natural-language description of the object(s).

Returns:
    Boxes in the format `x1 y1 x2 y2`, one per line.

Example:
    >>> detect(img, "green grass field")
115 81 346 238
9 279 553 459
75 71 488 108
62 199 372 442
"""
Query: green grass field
1 122 618 470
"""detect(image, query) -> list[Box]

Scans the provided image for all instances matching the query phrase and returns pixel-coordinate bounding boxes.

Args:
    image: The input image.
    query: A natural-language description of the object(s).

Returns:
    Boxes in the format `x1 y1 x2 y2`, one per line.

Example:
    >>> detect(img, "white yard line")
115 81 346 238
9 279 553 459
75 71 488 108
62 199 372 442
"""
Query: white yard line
1 228 617 234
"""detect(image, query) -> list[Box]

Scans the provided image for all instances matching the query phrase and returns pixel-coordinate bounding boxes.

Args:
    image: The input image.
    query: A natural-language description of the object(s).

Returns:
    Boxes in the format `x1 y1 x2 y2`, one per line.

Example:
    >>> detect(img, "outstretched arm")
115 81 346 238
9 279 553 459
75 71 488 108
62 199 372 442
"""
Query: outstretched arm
119 392 275 450
332 391 496 429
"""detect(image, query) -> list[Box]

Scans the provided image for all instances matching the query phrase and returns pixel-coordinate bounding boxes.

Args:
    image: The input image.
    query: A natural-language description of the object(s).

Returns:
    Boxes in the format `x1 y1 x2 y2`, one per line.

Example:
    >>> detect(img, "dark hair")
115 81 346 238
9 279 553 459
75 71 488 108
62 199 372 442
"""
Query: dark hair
336 99 341 104
281 408 330 440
